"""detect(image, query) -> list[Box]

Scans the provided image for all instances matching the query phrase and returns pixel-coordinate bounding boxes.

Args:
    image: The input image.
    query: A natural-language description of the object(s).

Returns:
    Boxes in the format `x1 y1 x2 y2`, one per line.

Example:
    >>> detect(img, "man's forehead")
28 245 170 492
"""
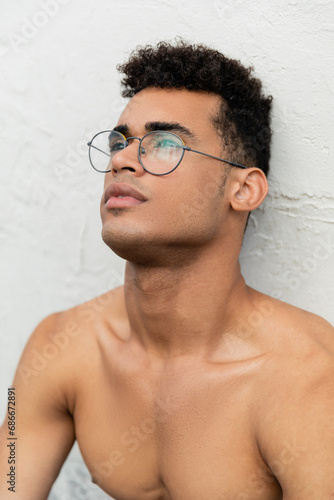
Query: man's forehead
116 87 222 133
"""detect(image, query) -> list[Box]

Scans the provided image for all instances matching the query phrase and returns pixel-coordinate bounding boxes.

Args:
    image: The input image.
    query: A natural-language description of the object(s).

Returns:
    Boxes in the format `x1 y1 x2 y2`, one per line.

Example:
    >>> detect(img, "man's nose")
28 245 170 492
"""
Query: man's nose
111 139 144 176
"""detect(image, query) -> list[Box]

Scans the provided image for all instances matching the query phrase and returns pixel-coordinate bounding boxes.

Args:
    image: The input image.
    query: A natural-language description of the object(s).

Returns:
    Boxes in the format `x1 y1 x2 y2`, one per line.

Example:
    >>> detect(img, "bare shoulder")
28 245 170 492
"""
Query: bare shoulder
267 295 334 391
251 290 334 436
15 287 125 408
13 310 79 410
30 286 125 347
252 294 334 495
253 293 334 400
249 289 334 357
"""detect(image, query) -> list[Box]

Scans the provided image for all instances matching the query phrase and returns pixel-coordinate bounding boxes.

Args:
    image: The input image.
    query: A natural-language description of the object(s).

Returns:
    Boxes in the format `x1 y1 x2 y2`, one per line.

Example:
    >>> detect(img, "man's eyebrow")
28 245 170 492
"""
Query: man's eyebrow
145 121 196 139
113 124 129 136
112 122 197 140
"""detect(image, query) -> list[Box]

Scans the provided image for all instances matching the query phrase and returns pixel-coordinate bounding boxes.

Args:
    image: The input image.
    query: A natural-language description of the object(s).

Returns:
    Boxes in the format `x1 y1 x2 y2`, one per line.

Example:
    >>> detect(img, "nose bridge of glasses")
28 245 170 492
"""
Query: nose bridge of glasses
124 136 141 147
122 136 147 161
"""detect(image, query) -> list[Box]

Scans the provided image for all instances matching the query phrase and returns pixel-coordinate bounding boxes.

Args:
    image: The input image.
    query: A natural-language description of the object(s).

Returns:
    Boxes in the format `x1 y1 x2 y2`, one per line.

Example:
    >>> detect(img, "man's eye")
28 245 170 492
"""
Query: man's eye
154 139 179 149
109 141 125 153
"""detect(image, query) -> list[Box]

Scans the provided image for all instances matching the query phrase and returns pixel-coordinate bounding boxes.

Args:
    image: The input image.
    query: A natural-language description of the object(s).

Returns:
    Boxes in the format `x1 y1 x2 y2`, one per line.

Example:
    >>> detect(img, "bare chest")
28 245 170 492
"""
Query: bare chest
73 360 282 500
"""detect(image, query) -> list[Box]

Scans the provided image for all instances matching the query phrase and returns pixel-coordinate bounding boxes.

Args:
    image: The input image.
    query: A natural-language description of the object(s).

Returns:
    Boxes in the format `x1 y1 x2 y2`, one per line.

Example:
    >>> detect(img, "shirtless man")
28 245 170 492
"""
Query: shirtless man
1 40 334 500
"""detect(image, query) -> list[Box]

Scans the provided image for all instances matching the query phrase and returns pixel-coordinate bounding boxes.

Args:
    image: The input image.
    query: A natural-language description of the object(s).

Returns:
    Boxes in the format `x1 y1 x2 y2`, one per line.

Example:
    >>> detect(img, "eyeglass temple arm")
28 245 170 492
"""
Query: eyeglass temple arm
87 142 111 157
183 146 248 169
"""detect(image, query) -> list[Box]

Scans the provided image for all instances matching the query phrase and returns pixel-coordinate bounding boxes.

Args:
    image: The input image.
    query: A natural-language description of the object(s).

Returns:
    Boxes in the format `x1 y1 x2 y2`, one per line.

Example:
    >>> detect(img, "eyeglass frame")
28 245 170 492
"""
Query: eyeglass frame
87 129 250 176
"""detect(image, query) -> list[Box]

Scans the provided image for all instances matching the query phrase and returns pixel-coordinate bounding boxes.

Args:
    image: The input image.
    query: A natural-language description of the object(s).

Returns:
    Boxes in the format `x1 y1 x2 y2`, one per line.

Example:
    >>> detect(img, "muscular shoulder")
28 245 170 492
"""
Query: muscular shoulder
253 298 334 431
267 297 334 359
253 301 334 495
15 287 125 411
255 295 334 390
29 286 124 347
247 289 332 354
14 311 81 409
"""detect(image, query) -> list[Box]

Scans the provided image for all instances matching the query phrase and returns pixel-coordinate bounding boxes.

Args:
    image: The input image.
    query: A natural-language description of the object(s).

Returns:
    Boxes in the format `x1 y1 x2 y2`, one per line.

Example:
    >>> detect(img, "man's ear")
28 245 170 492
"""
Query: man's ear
230 168 268 212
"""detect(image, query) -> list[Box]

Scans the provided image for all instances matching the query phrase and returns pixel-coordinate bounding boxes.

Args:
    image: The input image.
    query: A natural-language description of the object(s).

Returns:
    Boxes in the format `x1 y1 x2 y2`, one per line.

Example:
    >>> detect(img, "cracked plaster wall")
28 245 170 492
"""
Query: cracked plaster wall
0 1 333 498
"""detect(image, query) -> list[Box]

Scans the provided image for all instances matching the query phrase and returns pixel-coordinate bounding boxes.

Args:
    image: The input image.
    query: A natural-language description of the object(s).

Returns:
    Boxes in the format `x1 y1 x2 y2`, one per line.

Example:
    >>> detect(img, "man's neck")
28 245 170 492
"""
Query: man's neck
123 245 252 360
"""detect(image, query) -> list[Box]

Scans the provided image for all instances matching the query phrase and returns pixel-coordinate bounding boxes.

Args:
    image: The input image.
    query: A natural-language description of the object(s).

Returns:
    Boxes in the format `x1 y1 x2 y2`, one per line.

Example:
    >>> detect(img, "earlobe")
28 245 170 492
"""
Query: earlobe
230 168 268 212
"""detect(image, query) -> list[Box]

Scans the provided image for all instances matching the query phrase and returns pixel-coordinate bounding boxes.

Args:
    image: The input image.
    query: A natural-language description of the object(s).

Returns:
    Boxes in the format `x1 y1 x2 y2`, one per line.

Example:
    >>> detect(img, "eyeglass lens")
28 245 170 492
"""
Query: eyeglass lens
89 131 184 175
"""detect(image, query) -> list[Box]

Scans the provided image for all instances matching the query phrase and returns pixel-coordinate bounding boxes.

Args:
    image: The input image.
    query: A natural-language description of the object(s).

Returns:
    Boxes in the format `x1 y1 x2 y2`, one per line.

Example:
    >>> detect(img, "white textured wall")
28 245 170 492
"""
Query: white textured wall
0 1 333 498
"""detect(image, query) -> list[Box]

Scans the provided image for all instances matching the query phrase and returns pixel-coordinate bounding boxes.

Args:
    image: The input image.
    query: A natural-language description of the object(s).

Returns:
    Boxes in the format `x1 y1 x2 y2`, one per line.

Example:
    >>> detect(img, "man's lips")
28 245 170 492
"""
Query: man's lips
104 182 147 209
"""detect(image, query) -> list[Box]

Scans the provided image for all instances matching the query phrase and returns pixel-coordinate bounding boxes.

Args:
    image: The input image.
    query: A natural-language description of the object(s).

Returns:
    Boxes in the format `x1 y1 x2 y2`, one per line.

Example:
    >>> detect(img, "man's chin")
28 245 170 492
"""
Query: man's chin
101 227 199 268
101 227 158 265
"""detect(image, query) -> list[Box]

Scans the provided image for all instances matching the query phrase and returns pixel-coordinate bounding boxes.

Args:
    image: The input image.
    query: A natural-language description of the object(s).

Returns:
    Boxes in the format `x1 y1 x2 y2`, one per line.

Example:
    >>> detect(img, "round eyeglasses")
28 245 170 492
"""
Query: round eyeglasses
87 130 249 176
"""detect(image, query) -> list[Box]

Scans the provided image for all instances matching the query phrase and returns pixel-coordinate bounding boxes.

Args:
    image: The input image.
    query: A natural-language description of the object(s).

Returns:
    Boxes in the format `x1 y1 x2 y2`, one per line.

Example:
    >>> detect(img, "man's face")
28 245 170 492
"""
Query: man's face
100 87 234 264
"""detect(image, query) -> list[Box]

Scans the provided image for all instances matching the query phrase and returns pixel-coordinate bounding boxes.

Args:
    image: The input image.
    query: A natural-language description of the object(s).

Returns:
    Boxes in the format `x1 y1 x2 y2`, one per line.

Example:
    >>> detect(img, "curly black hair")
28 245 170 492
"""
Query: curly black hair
117 40 273 176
